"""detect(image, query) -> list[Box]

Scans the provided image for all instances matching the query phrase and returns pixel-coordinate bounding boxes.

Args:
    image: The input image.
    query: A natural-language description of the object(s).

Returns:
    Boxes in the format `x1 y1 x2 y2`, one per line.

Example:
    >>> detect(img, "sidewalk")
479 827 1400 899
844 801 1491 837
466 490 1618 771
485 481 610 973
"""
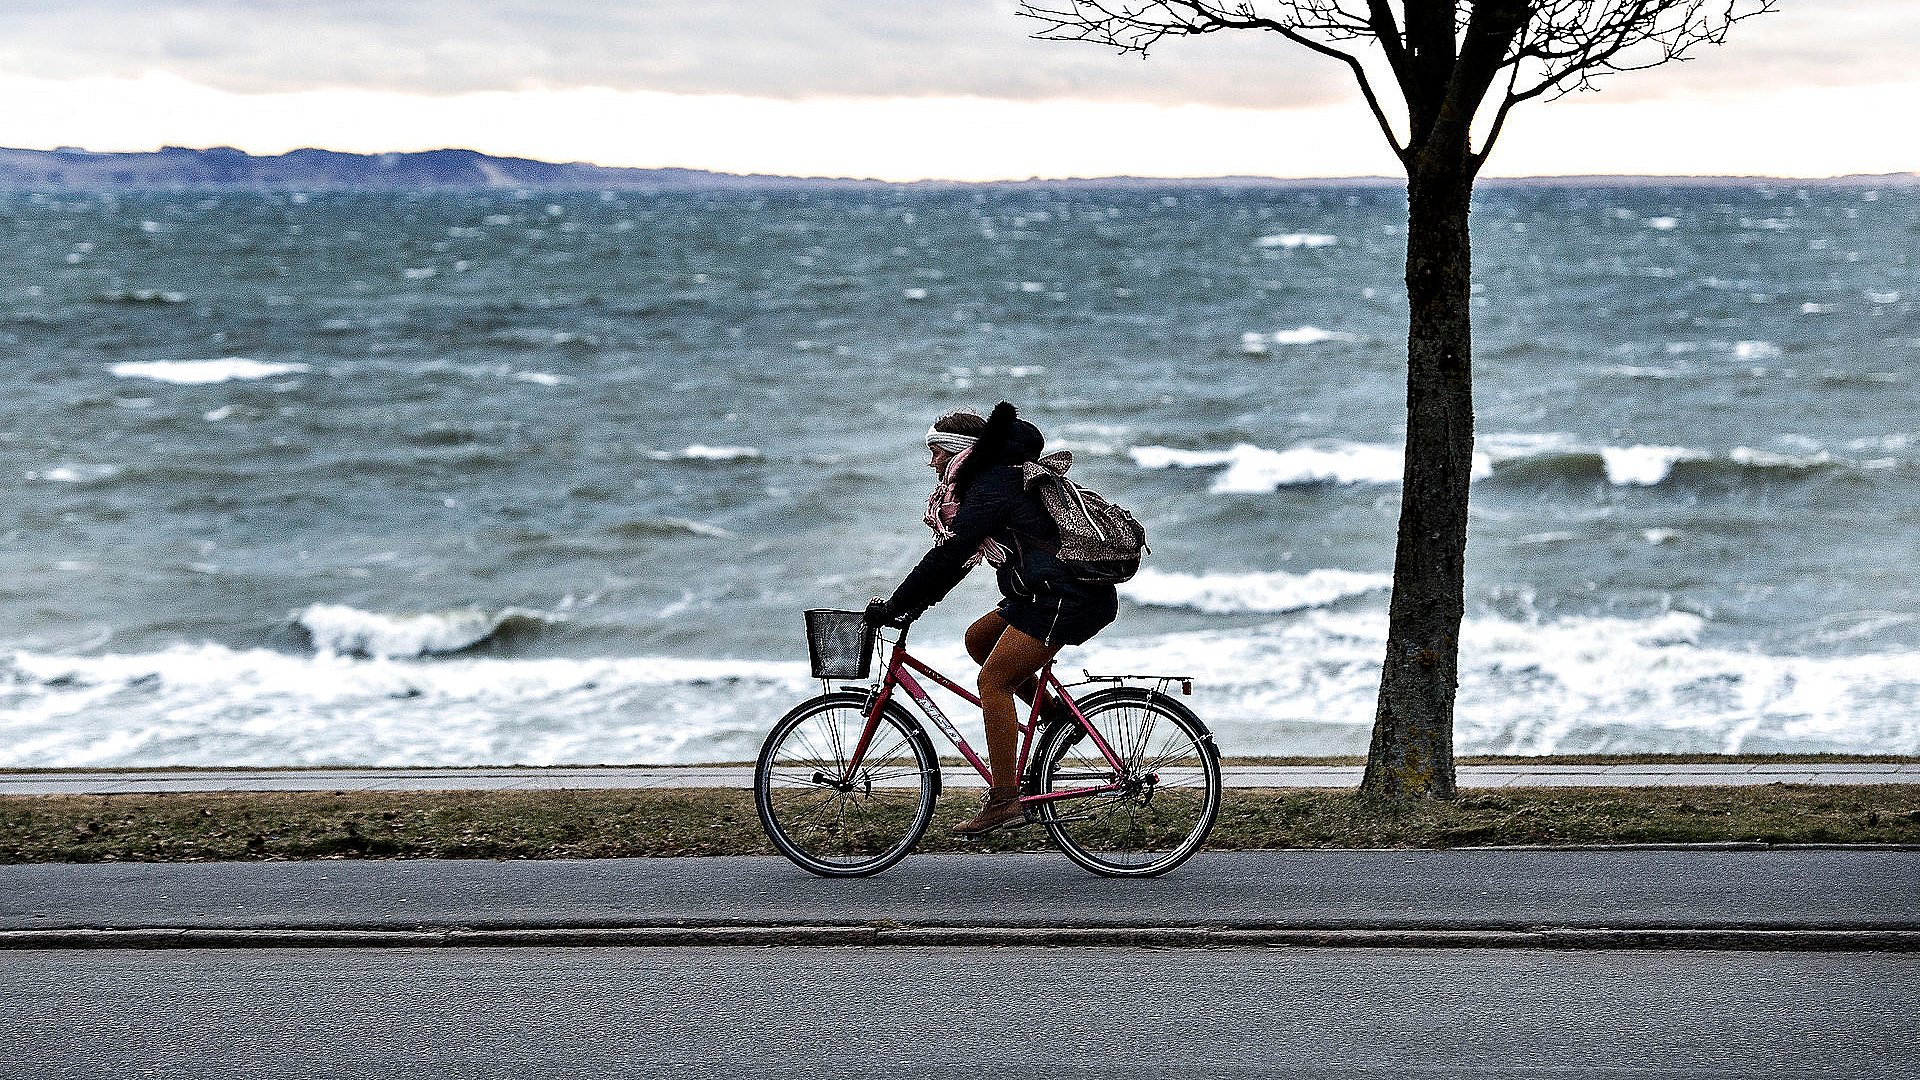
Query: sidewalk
3 849 1916 951
2 761 1916 797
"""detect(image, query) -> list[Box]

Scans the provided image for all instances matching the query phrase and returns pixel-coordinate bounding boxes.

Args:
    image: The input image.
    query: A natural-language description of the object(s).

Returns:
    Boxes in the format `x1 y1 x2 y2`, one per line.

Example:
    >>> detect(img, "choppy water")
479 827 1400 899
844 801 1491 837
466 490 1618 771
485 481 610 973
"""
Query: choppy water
2 182 1915 765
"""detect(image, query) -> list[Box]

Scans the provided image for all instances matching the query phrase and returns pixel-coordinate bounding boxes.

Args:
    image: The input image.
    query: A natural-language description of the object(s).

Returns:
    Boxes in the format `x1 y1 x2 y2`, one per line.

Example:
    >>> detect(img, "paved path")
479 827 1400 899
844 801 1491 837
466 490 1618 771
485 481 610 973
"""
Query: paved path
4 760 1917 796
5 849 1915 934
8 948 1915 1080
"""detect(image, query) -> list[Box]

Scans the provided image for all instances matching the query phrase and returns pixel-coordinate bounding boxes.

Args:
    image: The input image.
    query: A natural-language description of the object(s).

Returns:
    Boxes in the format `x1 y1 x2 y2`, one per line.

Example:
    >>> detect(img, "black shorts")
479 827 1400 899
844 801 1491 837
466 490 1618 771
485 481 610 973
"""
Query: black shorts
997 586 1118 648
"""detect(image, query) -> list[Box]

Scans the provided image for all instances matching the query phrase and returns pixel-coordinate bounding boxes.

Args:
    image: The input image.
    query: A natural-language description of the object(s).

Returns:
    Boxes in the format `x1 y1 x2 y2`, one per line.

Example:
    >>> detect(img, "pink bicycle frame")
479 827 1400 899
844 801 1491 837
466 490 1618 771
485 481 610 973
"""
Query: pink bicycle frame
840 634 1131 804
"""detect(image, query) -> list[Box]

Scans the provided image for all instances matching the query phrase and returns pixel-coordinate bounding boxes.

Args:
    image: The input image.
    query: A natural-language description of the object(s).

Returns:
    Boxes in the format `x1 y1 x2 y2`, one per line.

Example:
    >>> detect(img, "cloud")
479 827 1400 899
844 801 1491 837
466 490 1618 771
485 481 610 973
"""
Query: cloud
0 0 1911 126
0 0 1346 107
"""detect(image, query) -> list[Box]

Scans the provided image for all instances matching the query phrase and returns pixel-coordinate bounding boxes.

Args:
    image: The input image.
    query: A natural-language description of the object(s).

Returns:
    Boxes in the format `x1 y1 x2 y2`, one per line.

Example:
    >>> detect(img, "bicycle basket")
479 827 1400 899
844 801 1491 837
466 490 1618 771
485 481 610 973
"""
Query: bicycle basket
804 609 875 680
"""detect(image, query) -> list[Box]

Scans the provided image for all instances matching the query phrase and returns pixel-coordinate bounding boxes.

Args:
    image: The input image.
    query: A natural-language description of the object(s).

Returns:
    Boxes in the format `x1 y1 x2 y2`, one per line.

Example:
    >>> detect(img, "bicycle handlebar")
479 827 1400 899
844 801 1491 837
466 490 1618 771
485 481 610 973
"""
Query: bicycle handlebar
882 613 916 648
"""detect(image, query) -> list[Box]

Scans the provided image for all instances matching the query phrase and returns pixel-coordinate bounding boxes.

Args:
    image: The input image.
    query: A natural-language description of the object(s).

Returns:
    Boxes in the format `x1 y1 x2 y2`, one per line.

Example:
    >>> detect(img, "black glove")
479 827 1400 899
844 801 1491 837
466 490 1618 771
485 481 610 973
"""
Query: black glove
864 597 913 628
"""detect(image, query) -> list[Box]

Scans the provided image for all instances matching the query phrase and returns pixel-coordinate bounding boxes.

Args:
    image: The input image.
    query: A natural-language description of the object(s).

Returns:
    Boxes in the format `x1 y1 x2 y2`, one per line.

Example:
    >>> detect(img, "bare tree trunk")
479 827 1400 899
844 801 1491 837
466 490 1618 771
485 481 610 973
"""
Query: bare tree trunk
1360 152 1476 799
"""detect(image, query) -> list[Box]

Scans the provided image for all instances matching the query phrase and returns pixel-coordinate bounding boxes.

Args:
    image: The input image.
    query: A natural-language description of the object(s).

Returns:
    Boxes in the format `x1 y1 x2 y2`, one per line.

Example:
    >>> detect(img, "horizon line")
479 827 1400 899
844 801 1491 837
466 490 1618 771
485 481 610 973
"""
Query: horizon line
9 143 1918 186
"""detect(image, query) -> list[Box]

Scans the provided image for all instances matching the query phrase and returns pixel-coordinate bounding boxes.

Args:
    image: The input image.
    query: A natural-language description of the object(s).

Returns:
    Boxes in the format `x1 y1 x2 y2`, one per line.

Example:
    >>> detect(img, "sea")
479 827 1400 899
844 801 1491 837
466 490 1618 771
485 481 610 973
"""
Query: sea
1 181 1915 767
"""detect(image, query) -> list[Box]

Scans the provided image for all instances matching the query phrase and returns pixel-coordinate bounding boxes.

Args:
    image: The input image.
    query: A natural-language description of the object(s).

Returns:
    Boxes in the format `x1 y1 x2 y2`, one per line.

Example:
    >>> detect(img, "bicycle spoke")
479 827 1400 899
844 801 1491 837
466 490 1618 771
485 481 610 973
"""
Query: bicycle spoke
756 697 937 876
1037 693 1219 877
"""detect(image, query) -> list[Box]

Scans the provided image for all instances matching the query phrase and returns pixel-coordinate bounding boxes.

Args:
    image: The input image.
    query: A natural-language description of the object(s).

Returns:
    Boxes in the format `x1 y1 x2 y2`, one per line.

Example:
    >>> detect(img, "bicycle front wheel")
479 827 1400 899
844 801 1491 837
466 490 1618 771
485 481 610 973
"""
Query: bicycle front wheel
754 691 938 877
1033 688 1222 877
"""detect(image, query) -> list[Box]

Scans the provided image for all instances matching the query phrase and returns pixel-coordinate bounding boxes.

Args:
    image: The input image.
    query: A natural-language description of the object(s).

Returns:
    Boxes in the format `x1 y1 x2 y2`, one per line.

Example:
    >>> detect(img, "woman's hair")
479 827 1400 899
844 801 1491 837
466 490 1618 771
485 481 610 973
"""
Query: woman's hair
931 409 987 438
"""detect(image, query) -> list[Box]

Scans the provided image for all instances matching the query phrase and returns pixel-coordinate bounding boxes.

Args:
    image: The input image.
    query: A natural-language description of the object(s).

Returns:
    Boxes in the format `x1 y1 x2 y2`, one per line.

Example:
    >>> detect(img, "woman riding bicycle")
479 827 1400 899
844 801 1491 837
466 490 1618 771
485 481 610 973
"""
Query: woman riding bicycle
864 401 1119 837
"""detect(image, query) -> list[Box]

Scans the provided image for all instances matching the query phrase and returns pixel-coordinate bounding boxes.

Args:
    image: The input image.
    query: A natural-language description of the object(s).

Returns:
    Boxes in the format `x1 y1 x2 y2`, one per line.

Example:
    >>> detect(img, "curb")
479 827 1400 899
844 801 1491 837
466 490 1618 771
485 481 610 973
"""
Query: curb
3 926 1915 952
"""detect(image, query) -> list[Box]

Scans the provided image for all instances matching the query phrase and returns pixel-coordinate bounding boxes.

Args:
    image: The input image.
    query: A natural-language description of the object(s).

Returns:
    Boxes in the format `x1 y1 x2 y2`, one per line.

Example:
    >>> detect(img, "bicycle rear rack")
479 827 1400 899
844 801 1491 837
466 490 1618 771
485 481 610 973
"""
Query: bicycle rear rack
1071 670 1195 696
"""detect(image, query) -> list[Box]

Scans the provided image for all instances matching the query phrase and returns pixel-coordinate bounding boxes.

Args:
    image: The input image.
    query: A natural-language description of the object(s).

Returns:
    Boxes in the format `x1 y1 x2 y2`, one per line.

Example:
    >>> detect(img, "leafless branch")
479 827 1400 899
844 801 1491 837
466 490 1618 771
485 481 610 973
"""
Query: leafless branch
1504 0 1779 103
1017 1 1409 158
1016 0 1779 171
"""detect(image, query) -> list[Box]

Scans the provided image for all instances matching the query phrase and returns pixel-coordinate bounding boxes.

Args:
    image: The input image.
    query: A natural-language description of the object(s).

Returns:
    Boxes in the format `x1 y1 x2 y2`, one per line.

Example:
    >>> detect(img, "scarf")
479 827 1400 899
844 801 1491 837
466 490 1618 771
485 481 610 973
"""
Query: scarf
924 446 1010 568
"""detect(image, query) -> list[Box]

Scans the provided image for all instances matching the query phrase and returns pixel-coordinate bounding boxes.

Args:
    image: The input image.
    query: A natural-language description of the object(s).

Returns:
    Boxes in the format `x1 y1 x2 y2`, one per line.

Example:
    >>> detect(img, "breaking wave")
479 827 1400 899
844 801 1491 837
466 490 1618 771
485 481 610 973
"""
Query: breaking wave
1130 441 1481 491
0 644 811 767
295 604 560 658
647 445 763 462
3 605 1916 765
1120 567 1391 614
110 358 310 385
1135 436 1864 491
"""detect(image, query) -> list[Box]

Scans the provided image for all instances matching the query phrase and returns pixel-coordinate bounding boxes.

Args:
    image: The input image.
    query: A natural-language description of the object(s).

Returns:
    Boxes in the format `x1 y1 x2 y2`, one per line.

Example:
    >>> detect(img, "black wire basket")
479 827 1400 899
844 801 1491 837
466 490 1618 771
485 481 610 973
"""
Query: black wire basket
804 609 875 680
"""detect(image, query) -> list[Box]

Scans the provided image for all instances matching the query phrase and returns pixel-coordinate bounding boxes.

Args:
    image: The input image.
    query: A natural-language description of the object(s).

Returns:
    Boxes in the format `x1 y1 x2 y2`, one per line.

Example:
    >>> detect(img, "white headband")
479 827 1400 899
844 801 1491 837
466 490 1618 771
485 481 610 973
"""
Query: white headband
925 428 977 454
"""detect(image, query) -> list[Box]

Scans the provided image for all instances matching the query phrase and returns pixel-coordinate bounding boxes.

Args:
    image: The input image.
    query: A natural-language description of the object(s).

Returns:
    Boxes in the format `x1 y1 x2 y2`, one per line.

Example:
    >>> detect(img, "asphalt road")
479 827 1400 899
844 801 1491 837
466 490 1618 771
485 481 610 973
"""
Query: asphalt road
4 945 1916 1079
3 849 1915 934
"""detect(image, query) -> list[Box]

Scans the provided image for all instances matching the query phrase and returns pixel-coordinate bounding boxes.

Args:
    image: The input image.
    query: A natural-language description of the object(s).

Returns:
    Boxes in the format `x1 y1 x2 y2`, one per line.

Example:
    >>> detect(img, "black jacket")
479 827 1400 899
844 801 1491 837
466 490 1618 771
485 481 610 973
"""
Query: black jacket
887 404 1091 617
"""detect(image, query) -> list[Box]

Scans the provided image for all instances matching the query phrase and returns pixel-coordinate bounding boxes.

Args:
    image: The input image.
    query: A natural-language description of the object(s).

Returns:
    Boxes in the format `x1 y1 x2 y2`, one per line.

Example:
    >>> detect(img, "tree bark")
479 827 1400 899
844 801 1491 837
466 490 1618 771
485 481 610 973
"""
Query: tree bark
1360 150 1477 799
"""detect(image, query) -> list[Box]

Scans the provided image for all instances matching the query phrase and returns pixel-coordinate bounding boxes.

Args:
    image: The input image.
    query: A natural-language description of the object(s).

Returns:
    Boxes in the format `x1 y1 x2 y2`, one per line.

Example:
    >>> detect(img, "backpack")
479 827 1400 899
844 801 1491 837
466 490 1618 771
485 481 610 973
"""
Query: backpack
1019 451 1149 584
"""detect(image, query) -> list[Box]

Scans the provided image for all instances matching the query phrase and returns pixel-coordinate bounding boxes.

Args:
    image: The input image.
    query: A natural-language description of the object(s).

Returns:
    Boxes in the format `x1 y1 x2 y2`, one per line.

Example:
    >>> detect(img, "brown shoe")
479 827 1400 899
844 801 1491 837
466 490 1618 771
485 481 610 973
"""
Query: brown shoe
950 786 1026 837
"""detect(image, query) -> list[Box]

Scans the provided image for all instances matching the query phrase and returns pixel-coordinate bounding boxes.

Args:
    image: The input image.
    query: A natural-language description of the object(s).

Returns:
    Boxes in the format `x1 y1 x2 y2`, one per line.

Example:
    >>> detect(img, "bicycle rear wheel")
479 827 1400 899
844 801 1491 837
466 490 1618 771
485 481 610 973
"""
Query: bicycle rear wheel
1033 688 1221 877
754 691 938 877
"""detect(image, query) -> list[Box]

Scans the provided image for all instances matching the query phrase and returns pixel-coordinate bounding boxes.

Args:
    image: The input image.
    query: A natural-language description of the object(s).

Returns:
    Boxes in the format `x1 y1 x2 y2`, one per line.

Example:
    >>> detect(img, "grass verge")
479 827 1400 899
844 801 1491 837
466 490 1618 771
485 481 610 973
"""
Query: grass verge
3 785 1918 863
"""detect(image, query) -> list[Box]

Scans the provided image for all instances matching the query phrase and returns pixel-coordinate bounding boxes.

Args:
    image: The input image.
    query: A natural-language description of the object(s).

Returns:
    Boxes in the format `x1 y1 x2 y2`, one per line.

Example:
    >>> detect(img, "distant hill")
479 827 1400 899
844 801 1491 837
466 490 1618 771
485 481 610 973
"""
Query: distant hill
0 145 1913 191
0 146 883 191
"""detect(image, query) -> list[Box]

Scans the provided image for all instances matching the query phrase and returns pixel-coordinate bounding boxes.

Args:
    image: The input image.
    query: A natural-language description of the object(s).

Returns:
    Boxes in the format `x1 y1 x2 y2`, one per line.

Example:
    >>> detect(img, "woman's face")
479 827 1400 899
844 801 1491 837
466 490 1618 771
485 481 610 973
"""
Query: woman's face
928 446 955 474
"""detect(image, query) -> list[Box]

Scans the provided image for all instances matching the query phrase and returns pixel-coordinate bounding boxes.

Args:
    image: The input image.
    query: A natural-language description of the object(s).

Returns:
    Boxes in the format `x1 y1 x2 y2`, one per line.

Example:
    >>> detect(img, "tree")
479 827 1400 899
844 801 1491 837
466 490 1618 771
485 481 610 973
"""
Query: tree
1018 0 1775 797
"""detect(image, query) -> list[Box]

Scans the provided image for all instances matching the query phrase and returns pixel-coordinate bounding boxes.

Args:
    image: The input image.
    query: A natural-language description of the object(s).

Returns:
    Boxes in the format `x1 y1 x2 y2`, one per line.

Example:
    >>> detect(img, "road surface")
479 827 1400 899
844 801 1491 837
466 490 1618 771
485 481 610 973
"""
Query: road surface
3 945 1915 1079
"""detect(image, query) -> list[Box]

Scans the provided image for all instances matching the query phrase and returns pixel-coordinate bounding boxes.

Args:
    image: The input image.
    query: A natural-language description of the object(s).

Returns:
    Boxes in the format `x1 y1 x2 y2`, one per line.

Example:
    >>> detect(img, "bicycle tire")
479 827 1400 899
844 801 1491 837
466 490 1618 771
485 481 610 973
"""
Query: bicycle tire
1032 687 1221 877
754 691 939 877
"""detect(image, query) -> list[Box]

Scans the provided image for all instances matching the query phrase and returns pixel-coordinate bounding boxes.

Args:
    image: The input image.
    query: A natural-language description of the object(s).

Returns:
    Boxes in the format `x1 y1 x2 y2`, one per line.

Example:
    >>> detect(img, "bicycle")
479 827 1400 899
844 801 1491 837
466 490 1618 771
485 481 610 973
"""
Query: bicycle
753 608 1223 878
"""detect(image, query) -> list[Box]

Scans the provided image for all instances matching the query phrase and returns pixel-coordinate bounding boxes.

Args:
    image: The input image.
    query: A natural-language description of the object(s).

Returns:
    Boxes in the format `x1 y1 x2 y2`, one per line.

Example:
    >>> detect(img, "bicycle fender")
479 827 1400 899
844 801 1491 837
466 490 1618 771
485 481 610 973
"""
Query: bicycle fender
1059 685 1220 762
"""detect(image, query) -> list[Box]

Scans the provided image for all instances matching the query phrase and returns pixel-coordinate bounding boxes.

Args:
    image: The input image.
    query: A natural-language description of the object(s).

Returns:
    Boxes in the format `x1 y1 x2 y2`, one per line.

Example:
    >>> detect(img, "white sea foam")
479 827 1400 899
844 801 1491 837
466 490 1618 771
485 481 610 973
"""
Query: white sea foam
1270 326 1355 346
1054 423 1132 457
660 517 734 539
487 328 596 348
0 644 813 767
1140 433 1844 491
681 445 761 461
1239 332 1270 355
4 604 1917 765
296 604 556 659
110 358 310 385
647 445 762 462
1599 445 1709 486
1848 434 1911 454
1478 432 1580 461
1645 216 1679 230
1732 341 1781 361
1130 446 1238 470
512 371 565 386
1131 441 1492 491
1052 610 1920 757
29 464 121 485
1120 568 1391 614
1257 233 1338 249
1728 446 1833 470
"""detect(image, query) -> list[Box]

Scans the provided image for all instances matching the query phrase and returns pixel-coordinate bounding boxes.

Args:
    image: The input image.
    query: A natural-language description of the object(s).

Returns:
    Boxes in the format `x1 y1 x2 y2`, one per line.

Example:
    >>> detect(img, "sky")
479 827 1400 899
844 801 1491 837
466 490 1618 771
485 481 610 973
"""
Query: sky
0 1 1914 182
